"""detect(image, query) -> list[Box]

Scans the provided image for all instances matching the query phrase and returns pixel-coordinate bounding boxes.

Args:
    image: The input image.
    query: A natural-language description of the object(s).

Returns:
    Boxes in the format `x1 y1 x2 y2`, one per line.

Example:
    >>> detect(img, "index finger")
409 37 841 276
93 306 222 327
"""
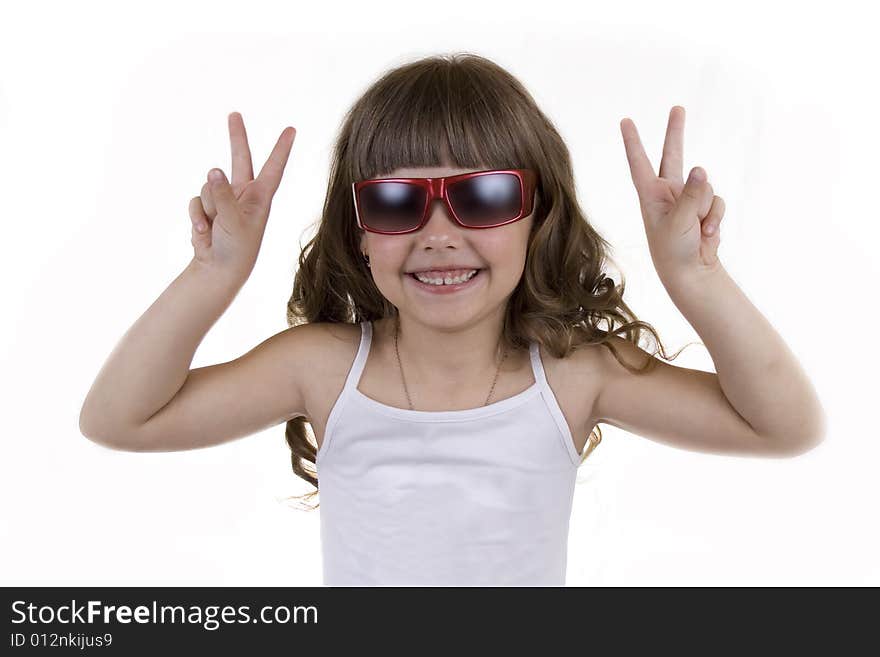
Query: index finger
256 126 296 195
228 112 255 186
620 117 656 196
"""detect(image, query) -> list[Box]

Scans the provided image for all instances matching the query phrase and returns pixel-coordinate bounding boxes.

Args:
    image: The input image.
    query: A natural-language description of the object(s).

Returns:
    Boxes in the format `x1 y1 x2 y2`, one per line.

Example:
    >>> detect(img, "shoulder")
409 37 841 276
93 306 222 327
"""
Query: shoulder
283 321 362 366
574 336 659 412
272 321 364 422
257 322 362 391
537 336 655 425
535 339 606 432
536 337 608 384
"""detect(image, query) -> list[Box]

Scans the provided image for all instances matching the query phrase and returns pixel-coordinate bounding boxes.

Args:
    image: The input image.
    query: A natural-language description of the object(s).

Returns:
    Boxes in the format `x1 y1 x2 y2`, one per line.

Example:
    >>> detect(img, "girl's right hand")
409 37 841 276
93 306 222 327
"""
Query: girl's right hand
188 112 296 281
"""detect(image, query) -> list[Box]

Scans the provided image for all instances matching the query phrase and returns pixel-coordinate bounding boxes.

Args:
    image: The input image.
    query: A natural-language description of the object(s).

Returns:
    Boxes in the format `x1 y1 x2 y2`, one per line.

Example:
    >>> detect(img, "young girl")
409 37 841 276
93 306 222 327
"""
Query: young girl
79 53 825 586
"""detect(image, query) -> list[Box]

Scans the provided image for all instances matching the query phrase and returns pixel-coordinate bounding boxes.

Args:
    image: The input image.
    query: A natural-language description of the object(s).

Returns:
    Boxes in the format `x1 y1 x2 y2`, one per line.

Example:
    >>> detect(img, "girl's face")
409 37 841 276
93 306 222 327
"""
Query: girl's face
359 165 535 328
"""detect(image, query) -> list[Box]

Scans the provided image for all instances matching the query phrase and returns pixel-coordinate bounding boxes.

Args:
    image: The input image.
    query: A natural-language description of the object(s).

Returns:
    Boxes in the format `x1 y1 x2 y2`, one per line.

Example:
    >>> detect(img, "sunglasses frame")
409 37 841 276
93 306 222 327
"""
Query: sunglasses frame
352 168 538 235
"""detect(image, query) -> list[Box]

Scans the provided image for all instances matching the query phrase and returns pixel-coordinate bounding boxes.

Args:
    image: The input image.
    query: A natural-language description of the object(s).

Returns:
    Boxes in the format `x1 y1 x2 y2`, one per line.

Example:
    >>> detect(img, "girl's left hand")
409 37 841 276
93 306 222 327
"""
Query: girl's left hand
620 106 726 287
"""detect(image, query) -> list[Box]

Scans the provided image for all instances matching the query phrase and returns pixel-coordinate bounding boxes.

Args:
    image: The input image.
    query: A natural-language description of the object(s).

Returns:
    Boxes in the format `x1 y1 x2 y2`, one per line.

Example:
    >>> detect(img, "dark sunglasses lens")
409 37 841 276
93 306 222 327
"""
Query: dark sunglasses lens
359 182 426 232
447 173 523 226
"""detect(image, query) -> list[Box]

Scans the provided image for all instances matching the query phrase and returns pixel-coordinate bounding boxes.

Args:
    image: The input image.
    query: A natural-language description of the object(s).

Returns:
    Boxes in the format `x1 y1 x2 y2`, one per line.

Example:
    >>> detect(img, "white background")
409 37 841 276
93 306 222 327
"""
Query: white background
2 0 876 586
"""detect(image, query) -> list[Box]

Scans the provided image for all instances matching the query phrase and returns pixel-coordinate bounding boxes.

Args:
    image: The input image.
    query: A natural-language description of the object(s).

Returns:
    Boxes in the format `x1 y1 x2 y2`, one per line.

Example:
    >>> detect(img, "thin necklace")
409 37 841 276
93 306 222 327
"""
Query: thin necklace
393 315 508 410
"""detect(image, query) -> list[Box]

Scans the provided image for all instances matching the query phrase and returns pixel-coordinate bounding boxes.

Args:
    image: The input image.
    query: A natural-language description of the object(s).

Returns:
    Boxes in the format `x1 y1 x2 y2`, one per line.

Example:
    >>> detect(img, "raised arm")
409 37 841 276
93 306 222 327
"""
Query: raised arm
79 112 298 450
602 106 825 457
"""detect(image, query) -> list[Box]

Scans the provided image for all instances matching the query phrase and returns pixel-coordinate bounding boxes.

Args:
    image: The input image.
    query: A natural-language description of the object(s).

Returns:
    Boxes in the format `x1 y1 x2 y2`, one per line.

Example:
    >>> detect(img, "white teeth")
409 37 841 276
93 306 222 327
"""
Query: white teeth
414 269 478 285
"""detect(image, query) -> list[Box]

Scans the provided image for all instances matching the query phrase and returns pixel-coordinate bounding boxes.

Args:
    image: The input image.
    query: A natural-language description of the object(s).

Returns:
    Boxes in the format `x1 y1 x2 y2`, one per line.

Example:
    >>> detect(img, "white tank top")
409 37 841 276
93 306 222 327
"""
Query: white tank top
315 320 584 586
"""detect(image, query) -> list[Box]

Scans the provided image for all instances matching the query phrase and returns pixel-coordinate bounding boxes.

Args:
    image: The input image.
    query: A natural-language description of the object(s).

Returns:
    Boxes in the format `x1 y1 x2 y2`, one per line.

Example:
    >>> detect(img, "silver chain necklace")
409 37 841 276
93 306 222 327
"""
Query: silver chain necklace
393 315 508 410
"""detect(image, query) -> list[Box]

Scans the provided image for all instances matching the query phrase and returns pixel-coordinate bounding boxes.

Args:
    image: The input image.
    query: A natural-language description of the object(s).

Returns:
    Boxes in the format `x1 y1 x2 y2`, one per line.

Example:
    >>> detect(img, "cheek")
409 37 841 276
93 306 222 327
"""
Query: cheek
367 241 407 271
479 233 529 272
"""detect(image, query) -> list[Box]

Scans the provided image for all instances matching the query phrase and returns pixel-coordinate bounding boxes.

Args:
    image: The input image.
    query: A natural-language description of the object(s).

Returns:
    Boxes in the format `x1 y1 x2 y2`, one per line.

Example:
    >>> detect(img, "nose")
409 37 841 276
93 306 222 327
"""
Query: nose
419 198 460 236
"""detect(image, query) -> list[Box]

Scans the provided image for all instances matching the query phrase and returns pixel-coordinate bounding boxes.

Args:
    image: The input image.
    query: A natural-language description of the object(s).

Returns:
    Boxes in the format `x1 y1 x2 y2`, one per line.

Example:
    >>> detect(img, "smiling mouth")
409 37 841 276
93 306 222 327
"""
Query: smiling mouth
405 268 486 290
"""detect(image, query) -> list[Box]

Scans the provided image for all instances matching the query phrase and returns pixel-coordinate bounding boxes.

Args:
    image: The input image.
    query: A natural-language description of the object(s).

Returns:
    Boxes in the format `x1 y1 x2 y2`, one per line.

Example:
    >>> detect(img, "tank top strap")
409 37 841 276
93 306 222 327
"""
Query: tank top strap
341 320 373 394
528 340 548 388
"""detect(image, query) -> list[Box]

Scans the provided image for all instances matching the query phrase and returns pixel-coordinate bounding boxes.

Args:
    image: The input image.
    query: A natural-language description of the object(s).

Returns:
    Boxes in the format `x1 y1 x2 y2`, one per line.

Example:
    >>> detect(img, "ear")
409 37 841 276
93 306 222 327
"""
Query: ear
359 230 367 254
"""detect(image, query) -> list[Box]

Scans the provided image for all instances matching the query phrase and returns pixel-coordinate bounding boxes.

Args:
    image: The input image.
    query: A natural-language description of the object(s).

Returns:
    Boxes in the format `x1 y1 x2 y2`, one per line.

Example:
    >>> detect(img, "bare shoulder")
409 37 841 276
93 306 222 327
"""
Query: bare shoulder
277 321 359 363
536 339 606 446
583 335 659 408
309 321 362 363
290 321 362 421
318 321 363 346
538 335 659 448
540 337 608 388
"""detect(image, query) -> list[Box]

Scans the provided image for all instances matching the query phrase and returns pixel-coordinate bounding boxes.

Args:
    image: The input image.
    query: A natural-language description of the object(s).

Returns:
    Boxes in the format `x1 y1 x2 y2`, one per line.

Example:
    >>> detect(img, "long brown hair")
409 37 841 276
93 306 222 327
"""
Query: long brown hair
284 52 687 510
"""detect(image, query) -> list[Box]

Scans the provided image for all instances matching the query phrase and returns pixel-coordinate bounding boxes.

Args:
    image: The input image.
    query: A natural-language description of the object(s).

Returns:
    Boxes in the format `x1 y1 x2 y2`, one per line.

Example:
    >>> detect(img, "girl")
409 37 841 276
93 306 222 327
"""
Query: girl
79 53 825 586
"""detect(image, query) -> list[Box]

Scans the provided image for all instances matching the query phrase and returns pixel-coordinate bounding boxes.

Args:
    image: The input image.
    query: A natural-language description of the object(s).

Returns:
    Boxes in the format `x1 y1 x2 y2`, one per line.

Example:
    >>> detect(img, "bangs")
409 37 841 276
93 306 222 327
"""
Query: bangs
348 59 536 182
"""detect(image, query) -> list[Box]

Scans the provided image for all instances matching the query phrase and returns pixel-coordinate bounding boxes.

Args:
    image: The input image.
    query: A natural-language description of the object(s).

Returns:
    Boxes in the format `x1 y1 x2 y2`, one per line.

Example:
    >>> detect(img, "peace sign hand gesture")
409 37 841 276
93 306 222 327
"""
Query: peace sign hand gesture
620 106 726 290
189 112 296 282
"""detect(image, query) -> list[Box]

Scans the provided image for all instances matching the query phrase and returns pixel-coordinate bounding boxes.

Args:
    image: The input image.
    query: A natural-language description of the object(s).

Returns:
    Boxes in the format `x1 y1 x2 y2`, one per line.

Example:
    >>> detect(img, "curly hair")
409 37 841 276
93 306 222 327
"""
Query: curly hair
283 52 686 510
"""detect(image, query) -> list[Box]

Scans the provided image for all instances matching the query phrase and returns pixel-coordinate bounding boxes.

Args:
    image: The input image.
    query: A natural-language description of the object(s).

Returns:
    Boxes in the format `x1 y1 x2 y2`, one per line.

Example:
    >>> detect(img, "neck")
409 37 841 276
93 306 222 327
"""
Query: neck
391 311 507 387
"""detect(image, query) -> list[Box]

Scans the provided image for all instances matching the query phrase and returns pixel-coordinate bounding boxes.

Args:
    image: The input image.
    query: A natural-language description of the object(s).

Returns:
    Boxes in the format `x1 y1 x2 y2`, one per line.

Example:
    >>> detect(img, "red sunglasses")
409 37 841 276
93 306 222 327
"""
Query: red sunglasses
352 168 538 235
